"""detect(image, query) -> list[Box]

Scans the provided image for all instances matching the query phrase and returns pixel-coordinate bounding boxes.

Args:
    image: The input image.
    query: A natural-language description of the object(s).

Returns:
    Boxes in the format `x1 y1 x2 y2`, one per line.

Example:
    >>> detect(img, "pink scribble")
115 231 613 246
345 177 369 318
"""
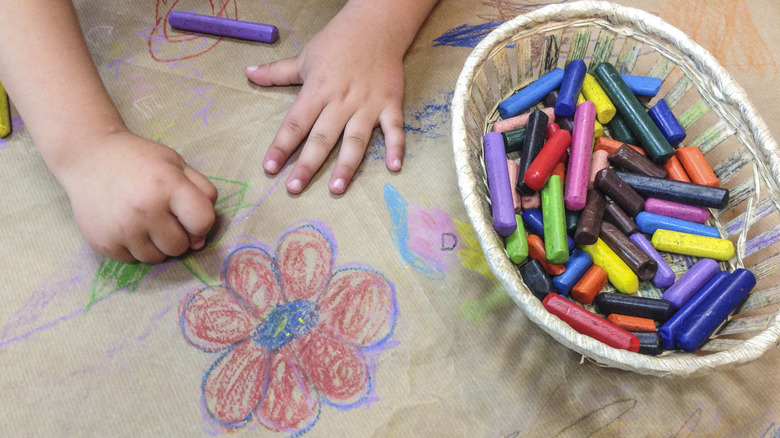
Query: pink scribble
406 202 464 274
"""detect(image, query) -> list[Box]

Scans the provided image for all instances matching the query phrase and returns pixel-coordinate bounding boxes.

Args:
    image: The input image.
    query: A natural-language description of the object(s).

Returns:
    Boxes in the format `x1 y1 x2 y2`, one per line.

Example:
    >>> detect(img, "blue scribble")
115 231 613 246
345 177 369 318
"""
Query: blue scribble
403 91 453 138
383 183 444 280
433 22 503 48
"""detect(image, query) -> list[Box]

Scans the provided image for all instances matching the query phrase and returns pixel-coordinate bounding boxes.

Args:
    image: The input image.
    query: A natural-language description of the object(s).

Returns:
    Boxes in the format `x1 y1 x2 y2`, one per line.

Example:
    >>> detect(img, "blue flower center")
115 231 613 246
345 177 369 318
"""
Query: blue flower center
254 300 318 351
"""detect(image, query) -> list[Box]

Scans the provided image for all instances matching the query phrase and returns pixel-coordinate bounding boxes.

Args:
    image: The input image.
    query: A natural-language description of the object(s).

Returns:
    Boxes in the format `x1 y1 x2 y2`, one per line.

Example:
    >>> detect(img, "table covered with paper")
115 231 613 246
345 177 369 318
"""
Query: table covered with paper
3 0 780 436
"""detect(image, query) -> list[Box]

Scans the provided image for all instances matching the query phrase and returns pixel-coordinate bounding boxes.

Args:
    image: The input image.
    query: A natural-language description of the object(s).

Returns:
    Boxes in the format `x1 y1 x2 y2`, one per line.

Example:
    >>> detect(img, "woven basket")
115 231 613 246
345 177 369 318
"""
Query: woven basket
452 1 780 377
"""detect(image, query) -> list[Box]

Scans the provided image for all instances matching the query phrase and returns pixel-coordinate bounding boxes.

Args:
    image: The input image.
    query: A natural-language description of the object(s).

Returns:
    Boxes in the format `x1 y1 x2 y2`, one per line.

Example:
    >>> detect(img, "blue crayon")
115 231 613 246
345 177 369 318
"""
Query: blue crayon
635 211 721 239
628 233 675 289
553 249 592 295
484 132 516 236
620 74 662 97
662 258 719 309
521 208 576 253
554 59 587 117
648 98 686 147
675 269 756 352
499 68 565 119
658 271 728 350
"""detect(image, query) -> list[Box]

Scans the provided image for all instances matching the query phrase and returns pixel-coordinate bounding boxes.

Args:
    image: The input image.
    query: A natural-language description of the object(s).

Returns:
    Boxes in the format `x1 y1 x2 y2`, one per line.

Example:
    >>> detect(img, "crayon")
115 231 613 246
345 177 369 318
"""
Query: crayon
603 202 639 236
507 159 523 213
607 144 668 179
593 63 675 164
574 189 606 246
643 198 710 224
619 74 663 97
600 222 657 281
565 209 580 236
648 98 686 147
607 314 657 332
524 129 572 192
675 269 756 352
571 265 608 305
628 233 676 289
661 258 720 309
0 81 9 138
630 330 664 355
564 101 596 210
635 211 721 239
663 155 692 183
521 208 576 253
520 259 557 300
675 146 720 187
527 234 566 276
580 238 639 295
594 137 646 156
594 292 675 323
522 193 541 210
651 229 735 261
594 168 645 217
555 59 587 117
484 132 517 236
541 175 569 264
502 127 526 153
516 110 549 195
493 107 556 133
543 293 640 352
499 68 565 119
614 171 729 209
658 271 729 350
605 113 637 145
168 10 279 43
553 249 592 295
581 73 616 124
543 90 559 108
588 149 610 190
504 214 529 264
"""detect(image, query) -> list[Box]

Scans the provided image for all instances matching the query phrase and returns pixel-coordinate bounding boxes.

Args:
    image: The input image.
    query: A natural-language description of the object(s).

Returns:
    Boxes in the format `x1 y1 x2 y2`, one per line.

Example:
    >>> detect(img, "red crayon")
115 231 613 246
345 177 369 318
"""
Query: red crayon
523 129 572 192
542 293 641 352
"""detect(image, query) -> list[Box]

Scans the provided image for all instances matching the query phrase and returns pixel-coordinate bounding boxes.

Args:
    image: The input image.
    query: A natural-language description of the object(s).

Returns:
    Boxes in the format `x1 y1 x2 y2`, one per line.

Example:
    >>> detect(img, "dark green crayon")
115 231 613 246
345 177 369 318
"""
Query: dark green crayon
502 127 526 153
593 62 675 164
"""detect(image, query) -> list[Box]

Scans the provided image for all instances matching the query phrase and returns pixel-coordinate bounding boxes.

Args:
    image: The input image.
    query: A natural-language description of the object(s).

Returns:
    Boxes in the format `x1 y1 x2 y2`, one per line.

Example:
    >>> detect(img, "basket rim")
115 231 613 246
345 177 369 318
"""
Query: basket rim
451 0 780 377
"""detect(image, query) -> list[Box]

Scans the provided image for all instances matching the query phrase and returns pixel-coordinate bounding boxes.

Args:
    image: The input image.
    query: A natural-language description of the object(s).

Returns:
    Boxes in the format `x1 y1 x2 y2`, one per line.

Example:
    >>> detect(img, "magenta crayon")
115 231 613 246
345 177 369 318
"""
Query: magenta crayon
484 132 516 236
555 59 587 117
499 68 565 119
168 10 279 43
628 233 675 289
661 258 720 309
565 101 596 210
524 129 572 192
644 198 710 224
675 269 756 352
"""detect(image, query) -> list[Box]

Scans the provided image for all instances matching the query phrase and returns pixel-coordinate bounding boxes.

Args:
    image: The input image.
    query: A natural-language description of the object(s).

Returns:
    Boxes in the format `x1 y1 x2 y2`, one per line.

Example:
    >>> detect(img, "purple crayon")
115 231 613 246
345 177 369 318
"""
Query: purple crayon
662 258 719 309
169 11 279 43
565 100 596 211
484 132 517 236
629 233 675 289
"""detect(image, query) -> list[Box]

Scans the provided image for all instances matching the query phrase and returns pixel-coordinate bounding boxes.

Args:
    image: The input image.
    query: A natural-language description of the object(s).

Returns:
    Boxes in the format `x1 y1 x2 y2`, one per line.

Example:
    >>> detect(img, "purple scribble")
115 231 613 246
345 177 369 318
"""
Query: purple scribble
261 1 301 51
406 201 464 274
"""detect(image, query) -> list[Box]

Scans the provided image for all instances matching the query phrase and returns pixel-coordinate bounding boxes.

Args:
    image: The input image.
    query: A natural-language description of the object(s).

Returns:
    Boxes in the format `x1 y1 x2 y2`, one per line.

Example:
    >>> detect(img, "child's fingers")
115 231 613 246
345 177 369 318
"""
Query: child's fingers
148 213 191 257
328 112 374 194
169 179 217 244
286 104 351 194
127 238 168 264
263 86 325 175
379 105 406 172
183 165 218 205
246 57 301 87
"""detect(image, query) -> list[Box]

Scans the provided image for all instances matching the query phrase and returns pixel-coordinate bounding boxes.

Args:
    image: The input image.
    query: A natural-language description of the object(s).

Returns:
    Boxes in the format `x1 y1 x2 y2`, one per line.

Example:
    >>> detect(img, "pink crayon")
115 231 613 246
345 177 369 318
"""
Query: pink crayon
522 193 541 210
565 101 596 210
493 107 556 133
588 149 609 190
507 159 523 213
644 198 711 224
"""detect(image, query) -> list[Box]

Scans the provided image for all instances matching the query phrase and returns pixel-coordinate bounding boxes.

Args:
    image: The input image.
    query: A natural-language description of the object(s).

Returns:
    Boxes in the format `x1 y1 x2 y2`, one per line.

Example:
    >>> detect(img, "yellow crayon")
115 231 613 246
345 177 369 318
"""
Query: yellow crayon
0 81 10 138
582 73 617 125
651 229 735 261
577 93 604 139
579 238 638 294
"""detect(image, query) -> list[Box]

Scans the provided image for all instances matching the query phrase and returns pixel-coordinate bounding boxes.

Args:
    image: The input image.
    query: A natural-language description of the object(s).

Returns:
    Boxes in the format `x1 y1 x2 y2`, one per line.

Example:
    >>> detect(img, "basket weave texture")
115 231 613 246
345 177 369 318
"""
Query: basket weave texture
452 1 780 377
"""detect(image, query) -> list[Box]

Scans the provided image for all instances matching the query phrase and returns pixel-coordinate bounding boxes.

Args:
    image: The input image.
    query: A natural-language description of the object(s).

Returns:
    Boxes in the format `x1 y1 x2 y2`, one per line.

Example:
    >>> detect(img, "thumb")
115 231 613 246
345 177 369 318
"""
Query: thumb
246 56 301 87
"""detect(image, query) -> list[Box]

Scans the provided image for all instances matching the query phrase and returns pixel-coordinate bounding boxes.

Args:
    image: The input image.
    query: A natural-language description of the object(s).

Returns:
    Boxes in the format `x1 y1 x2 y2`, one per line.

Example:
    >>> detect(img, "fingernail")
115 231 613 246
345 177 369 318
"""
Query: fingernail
392 159 402 171
246 65 259 74
288 179 302 193
191 237 205 250
265 159 278 173
331 178 345 193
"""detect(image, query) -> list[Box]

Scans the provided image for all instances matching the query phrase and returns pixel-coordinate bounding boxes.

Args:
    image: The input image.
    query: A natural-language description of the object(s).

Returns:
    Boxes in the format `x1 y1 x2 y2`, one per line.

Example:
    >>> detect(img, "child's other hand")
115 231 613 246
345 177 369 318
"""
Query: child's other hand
246 3 406 195
58 132 217 263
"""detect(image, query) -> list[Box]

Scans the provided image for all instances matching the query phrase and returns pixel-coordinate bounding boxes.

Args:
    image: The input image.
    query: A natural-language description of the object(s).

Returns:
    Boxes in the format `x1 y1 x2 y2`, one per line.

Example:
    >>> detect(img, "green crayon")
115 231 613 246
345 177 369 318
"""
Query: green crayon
504 214 529 264
541 175 569 264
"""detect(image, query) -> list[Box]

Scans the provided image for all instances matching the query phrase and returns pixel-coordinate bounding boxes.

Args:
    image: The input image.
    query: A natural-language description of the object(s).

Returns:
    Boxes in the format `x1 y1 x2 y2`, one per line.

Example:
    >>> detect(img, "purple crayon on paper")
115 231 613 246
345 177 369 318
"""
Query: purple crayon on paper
662 258 719 309
629 233 675 288
484 132 517 237
565 100 596 211
168 10 279 43
644 198 710 224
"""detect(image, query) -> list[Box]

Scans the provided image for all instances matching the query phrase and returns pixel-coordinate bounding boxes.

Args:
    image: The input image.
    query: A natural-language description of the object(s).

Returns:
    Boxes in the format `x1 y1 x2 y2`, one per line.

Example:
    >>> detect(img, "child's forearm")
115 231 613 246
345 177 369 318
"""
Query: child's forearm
0 0 126 178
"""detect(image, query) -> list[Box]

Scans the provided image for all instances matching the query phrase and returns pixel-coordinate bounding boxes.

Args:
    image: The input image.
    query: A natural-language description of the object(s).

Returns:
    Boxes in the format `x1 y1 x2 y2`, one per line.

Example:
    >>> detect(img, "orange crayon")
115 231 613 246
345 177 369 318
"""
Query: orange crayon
607 314 657 332
594 137 646 156
663 155 692 183
676 146 720 187
571 265 608 304
527 234 566 276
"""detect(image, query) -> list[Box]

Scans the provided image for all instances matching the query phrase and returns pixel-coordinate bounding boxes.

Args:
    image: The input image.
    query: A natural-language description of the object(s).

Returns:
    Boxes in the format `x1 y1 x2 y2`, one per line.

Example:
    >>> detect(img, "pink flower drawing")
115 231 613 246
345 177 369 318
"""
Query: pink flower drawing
180 221 398 433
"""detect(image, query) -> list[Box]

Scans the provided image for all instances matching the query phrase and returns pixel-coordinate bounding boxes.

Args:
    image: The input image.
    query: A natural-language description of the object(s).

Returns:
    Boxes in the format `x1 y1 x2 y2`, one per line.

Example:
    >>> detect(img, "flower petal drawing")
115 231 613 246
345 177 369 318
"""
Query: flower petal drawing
223 246 282 316
181 286 261 351
276 224 335 302
257 348 320 433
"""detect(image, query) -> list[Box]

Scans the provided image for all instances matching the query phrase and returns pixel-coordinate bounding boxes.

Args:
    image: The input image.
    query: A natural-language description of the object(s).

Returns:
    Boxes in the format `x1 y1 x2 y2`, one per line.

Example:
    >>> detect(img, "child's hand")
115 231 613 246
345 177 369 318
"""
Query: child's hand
57 131 217 263
246 3 407 195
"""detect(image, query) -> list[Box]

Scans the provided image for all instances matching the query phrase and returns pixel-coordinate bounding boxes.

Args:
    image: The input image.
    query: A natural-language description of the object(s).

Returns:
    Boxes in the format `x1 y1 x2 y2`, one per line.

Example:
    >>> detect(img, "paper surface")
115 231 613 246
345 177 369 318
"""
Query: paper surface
2 0 780 436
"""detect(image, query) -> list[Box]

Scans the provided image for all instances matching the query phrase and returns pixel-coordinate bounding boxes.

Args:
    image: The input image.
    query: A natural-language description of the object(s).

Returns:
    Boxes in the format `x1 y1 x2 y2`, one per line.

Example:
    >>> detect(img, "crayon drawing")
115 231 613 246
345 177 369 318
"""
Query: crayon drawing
180 220 398 434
